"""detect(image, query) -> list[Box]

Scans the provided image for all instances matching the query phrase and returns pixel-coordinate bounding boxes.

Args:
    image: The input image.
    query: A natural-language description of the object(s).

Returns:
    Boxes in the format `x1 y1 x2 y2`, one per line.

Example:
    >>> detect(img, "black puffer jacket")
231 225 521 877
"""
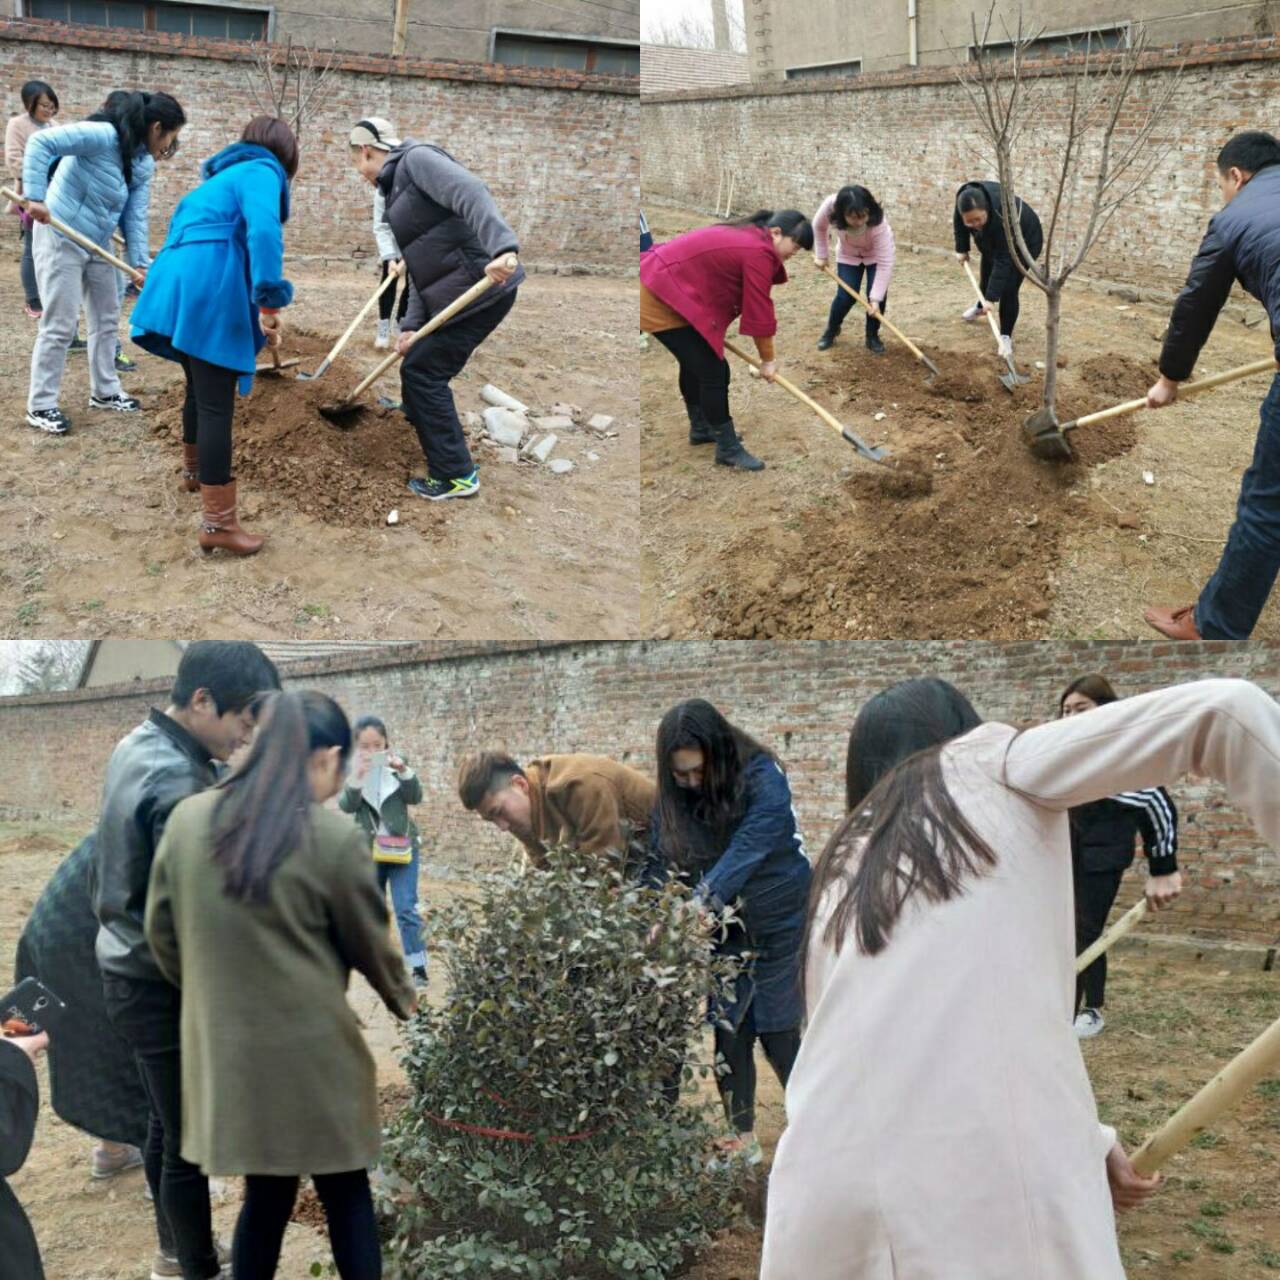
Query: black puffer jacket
1069 786 1179 876
0 1041 43 1280
378 139 524 333
953 180 1044 301
1160 163 1280 381
92 710 217 983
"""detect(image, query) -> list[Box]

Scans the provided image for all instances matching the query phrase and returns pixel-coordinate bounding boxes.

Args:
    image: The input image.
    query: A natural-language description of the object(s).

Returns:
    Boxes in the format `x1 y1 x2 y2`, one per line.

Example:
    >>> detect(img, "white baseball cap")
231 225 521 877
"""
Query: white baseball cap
349 117 401 150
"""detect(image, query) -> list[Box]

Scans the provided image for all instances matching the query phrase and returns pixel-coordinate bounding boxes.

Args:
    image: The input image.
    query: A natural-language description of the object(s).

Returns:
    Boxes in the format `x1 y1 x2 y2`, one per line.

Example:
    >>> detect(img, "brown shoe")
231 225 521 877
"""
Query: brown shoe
1143 603 1201 640
181 443 199 493
198 481 264 557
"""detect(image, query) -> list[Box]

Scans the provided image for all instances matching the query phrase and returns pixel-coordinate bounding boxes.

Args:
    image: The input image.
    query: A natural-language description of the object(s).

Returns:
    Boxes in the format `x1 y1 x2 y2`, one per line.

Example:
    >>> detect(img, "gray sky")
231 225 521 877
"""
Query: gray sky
641 0 745 47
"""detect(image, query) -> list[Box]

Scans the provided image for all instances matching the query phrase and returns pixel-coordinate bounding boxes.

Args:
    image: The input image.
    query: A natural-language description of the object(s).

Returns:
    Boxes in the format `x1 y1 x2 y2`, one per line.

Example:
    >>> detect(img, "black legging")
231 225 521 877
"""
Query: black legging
653 324 731 427
378 259 410 323
233 1169 380 1280
978 254 1026 336
1074 867 1127 1012
179 353 237 486
714 1020 801 1134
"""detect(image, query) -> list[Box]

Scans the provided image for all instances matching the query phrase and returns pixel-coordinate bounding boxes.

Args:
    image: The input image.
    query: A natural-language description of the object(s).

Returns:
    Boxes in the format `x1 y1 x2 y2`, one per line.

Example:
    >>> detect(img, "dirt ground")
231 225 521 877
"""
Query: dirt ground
7 821 1279 1277
0 251 638 639
641 202 1280 641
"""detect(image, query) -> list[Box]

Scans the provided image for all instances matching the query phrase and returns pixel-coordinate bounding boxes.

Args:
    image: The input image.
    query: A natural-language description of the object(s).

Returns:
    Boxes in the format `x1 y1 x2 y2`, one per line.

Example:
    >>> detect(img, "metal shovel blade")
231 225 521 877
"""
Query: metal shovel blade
1022 406 1074 462
998 355 1031 393
920 355 941 382
318 400 365 428
841 427 891 464
295 359 331 382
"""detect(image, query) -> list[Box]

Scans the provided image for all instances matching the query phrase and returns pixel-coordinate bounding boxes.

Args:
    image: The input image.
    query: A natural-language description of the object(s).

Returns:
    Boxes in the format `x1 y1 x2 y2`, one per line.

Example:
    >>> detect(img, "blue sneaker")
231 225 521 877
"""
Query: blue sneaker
408 470 479 501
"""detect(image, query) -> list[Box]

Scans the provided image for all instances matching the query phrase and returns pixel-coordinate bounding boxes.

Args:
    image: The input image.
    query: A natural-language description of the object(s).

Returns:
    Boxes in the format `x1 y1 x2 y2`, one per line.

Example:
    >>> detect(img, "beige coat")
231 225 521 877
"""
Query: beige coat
762 679 1280 1280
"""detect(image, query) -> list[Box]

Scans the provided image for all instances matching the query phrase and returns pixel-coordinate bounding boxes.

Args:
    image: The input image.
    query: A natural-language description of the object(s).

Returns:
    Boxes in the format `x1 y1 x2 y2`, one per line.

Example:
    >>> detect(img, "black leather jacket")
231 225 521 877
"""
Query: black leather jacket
93 710 217 984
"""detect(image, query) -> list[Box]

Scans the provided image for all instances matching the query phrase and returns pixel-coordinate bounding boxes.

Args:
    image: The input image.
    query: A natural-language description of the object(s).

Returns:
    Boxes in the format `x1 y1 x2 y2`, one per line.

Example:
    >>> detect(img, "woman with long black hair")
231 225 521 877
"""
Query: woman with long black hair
145 691 417 1280
639 208 814 470
1059 674 1182 1039
21 90 185 435
761 677 1280 1279
648 699 811 1164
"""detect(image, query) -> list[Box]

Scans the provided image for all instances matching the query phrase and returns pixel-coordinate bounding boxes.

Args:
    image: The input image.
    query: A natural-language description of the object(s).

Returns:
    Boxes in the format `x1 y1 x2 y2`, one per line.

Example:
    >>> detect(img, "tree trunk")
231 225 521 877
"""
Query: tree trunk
1042 286 1062 415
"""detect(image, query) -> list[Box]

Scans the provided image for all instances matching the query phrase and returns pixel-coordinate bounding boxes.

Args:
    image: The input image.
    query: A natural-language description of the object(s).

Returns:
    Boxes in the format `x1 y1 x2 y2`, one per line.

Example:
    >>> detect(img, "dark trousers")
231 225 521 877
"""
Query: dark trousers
979 254 1026 336
1074 868 1126 1012
653 325 732 427
825 262 886 340
714 1011 801 1134
20 222 40 309
377 260 410 323
233 1170 380 1280
1196 372 1280 639
179 353 237 487
103 976 219 1280
400 289 516 482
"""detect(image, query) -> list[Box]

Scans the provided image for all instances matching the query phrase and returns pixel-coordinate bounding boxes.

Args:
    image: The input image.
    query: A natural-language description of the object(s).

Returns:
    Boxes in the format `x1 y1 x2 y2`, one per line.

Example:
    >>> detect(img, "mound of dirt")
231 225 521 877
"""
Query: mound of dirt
702 346 1150 639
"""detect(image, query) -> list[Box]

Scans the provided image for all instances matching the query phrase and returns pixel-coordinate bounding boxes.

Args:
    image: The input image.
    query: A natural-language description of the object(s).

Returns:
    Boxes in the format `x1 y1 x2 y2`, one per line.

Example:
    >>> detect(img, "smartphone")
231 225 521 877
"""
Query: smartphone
1 977 68 1036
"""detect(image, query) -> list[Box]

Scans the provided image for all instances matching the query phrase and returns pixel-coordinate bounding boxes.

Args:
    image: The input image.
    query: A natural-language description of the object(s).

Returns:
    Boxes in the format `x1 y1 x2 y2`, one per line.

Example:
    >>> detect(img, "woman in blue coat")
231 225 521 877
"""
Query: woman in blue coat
131 115 297 557
649 698 811 1165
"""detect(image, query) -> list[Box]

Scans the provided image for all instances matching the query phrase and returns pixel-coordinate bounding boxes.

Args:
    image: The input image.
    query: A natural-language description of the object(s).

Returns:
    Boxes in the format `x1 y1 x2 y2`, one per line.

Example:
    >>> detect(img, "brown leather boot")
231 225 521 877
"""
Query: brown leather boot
1143 603 1201 640
181 443 199 494
198 481 264 557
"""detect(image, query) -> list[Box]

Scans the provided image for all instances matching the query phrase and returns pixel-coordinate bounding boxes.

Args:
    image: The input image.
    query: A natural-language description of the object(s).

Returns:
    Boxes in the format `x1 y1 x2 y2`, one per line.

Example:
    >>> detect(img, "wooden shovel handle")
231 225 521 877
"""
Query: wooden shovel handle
961 258 1003 346
3 187 144 285
344 255 517 402
1131 1011 1280 1176
1075 898 1147 973
818 263 925 362
723 338 847 437
1068 358 1280 432
320 261 406 369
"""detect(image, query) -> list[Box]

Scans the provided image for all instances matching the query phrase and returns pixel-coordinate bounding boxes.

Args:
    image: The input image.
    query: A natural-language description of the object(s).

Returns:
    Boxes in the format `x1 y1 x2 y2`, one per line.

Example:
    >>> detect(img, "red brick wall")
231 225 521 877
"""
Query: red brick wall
0 19 637 269
641 34 1280 291
2 640 1277 945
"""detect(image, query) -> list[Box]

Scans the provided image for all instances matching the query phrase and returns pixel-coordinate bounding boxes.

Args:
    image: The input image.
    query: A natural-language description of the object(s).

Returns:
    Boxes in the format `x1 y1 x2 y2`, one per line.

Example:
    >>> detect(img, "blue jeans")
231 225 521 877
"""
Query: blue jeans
1196 372 1280 639
825 262 886 340
376 847 425 970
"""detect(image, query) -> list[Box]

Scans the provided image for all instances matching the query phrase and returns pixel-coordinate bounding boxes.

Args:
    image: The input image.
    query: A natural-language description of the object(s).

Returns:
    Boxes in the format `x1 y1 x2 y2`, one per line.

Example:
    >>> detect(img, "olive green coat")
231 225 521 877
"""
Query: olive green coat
144 789 416 1177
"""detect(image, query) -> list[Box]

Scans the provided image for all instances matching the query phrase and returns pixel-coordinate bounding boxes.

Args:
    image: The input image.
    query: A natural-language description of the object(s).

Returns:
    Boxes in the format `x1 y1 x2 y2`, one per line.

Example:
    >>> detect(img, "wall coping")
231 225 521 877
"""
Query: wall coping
0 18 639 95
641 31 1280 103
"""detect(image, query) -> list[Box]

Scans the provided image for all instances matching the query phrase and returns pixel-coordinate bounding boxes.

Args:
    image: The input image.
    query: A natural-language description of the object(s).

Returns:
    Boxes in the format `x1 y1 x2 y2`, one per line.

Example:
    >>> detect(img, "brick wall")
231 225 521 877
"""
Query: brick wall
642 34 1280 290
0 19 637 269
2 640 1278 946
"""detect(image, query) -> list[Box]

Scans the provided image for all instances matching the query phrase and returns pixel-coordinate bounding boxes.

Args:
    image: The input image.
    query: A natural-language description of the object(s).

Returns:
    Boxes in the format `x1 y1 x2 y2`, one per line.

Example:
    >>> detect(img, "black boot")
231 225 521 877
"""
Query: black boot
713 419 764 471
866 331 886 355
686 402 715 446
817 329 837 351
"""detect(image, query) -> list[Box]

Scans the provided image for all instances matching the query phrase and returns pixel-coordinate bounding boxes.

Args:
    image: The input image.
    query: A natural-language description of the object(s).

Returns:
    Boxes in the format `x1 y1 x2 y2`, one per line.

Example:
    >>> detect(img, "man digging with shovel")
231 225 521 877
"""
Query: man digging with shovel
349 118 523 502
1143 131 1280 640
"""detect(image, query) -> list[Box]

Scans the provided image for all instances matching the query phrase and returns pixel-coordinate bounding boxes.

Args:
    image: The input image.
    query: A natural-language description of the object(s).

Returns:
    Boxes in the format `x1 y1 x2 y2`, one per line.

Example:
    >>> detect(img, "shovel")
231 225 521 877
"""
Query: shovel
297 261 406 382
255 344 301 375
1074 898 1147 973
961 259 1028 392
3 187 143 286
1025 356 1280 461
817 263 940 380
319 254 517 427
722 338 890 464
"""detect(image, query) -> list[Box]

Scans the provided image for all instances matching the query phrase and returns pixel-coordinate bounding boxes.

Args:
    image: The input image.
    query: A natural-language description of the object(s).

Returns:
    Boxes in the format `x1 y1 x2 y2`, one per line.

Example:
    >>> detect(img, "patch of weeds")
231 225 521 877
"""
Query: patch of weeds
15 602 38 626
1171 1248 1195 1262
145 561 164 577
1190 1130 1226 1150
1199 1201 1227 1218
1258 1246 1280 1269
1256 1079 1280 1099
81 598 104 611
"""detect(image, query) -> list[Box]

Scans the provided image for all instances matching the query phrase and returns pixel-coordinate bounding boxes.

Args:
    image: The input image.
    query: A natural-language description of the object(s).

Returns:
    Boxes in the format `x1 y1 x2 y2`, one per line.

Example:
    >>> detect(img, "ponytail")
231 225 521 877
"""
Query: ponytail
724 207 815 251
86 90 186 184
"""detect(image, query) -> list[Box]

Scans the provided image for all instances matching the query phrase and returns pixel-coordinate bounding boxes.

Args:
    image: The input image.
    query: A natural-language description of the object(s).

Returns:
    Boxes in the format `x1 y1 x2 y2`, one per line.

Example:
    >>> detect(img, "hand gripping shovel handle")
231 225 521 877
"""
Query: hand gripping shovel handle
342 256 517 404
3 188 143 286
1074 898 1148 973
961 259 1004 347
817 262 936 371
310 261 407 378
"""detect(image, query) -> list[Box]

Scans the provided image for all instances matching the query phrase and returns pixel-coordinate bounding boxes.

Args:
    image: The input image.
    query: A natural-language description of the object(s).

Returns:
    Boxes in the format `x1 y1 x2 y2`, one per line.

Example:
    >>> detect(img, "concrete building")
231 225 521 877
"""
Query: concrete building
8 0 639 70
744 0 1276 79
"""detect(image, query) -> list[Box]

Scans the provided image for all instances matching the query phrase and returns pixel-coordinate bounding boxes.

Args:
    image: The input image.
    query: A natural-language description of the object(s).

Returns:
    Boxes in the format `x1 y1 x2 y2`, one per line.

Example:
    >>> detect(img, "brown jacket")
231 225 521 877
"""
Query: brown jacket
520 754 656 866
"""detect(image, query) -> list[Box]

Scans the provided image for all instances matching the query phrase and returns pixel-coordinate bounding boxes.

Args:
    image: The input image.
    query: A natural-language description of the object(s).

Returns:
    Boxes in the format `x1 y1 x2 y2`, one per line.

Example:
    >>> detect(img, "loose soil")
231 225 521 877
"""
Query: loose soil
642 202 1280 640
0 257 638 639
7 823 1277 1278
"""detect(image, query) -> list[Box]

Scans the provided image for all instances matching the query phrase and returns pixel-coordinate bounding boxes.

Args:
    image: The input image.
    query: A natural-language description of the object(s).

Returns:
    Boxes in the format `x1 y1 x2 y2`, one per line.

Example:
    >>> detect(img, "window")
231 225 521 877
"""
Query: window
492 30 639 76
786 60 861 80
28 0 268 40
971 25 1128 60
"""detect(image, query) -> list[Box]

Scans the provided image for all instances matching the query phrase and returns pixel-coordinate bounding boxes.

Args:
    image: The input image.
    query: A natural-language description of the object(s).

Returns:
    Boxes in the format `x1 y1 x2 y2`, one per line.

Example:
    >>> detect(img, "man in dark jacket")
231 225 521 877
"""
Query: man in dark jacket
1144 131 1280 640
93 640 279 1280
0 1030 47 1280
350 118 524 503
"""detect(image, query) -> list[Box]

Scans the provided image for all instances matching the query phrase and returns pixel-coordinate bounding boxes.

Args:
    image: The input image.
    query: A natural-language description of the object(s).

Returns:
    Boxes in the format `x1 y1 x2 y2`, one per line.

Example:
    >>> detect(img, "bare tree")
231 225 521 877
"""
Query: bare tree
644 0 746 52
957 5 1180 418
5 640 91 694
241 35 340 143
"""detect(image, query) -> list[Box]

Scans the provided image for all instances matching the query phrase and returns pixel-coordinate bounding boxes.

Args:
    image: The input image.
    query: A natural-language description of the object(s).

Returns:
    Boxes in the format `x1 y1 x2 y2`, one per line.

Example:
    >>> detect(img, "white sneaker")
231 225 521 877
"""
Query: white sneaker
997 334 1014 360
375 319 391 350
1074 1008 1105 1039
961 302 982 323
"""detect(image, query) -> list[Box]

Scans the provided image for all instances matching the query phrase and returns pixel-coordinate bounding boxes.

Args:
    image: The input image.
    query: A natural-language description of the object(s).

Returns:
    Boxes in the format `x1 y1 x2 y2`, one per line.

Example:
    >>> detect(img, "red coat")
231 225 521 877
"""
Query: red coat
638 222 786 358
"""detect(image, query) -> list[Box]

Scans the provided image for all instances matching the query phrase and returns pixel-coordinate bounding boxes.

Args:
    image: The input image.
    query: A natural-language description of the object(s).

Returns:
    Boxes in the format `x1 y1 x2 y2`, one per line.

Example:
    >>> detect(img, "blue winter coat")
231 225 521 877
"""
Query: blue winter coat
22 120 154 266
647 754 812 1032
130 142 293 394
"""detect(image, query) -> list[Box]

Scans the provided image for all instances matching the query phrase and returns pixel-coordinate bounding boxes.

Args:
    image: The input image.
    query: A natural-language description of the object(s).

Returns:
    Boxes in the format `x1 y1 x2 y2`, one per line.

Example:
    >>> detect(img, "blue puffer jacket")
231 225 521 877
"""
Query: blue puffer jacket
130 143 293 393
22 121 154 267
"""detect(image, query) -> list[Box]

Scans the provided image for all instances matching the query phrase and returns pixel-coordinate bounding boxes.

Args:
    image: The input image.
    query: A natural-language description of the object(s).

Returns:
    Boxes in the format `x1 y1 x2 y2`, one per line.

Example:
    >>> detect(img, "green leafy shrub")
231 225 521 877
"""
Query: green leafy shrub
382 849 745 1278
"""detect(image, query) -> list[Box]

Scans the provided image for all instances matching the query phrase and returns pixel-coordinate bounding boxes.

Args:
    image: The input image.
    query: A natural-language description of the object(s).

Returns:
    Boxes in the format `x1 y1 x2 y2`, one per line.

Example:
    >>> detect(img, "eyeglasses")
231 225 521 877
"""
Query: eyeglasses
158 137 180 161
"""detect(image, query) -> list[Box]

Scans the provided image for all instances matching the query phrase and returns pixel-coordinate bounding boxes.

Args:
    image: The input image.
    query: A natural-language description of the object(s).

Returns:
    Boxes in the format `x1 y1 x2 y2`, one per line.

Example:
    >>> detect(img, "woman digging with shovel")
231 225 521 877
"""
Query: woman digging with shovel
130 115 298 557
813 184 894 356
640 209 813 471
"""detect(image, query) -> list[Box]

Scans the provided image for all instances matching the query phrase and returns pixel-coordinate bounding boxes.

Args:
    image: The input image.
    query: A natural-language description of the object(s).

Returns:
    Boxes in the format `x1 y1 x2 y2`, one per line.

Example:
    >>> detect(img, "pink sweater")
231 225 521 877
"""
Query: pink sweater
812 192 895 301
638 222 786 359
